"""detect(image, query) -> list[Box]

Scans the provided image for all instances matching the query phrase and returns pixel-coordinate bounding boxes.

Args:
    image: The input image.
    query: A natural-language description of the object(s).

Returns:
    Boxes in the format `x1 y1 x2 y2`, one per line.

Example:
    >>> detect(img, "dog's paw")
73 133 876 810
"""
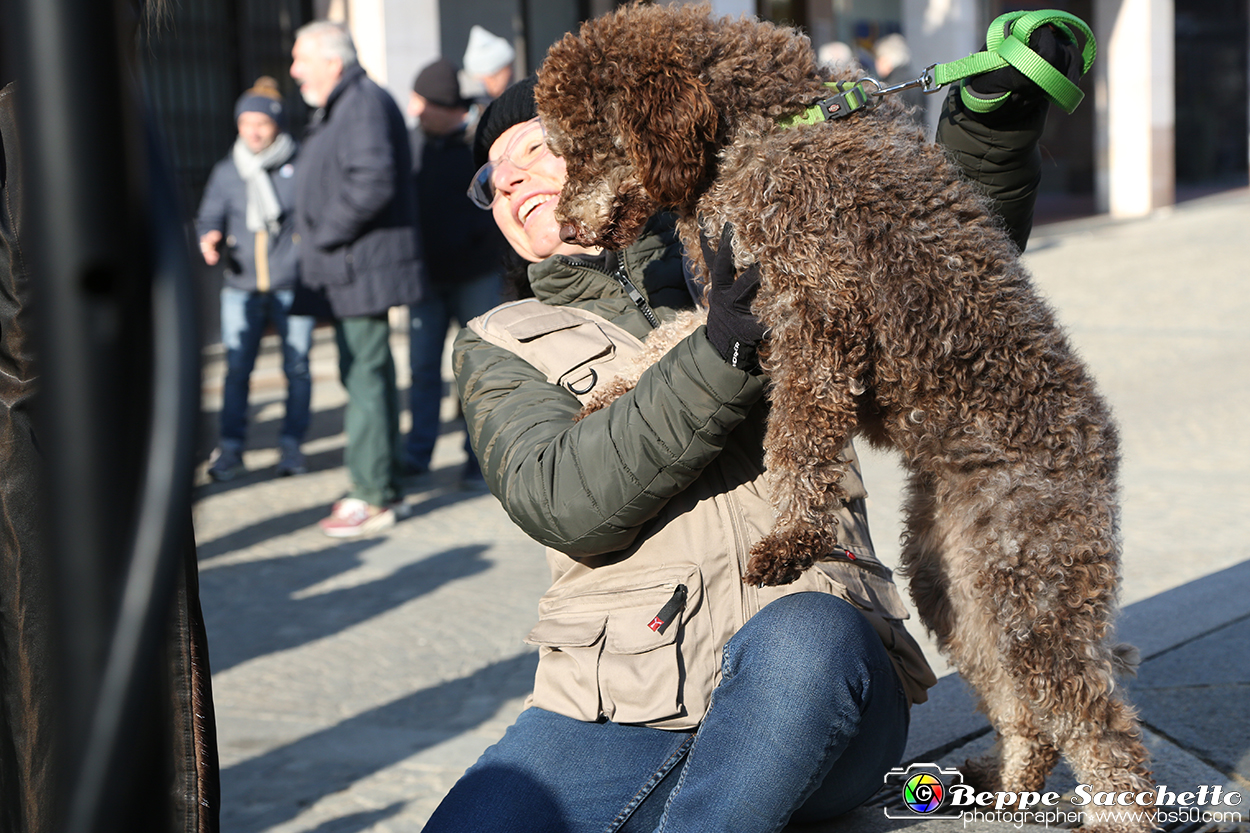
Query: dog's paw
957 755 1002 794
743 553 805 587
743 529 825 586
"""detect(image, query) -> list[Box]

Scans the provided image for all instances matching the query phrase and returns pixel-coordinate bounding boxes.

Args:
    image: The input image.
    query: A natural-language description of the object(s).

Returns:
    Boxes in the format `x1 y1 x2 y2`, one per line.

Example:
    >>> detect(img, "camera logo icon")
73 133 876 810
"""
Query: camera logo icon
883 763 965 820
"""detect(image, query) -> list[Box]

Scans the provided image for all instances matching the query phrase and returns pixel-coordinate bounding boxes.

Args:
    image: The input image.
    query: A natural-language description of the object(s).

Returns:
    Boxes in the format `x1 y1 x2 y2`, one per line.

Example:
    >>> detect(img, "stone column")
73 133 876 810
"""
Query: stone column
338 0 440 123
904 0 982 137
381 0 440 116
346 0 389 85
1095 0 1175 216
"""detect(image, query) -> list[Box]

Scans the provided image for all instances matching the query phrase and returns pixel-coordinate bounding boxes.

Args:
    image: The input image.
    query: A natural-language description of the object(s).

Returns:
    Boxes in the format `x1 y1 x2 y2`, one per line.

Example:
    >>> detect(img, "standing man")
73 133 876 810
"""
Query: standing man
404 58 506 484
290 21 424 537
197 77 314 481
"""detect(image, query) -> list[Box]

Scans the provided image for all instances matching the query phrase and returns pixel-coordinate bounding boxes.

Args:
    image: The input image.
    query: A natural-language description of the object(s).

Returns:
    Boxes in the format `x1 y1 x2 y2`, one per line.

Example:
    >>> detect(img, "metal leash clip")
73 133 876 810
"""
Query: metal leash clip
858 63 944 99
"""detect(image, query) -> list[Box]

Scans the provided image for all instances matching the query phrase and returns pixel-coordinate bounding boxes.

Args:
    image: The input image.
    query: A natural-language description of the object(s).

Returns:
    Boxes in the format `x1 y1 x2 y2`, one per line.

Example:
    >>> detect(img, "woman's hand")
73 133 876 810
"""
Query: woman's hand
700 223 766 371
199 229 223 266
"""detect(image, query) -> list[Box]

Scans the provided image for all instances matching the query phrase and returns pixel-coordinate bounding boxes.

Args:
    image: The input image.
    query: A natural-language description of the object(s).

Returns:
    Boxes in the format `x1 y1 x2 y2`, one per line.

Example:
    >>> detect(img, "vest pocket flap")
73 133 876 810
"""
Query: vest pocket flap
857 571 911 620
524 614 607 648
511 307 603 340
605 605 681 654
516 318 616 387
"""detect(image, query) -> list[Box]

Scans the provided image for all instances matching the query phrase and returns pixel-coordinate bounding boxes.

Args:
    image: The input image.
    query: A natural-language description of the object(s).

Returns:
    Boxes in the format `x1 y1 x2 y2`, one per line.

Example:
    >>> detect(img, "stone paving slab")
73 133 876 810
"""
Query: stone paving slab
194 189 1250 833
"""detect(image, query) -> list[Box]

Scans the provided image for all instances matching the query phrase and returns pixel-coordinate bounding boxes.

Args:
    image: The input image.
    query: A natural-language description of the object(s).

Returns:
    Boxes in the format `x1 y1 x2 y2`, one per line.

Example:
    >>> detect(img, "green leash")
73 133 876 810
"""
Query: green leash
943 9 1096 114
779 8 1096 129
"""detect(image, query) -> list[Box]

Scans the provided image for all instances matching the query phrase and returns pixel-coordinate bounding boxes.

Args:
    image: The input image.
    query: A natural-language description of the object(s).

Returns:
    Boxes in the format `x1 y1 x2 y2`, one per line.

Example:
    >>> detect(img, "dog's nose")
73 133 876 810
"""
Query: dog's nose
559 223 580 244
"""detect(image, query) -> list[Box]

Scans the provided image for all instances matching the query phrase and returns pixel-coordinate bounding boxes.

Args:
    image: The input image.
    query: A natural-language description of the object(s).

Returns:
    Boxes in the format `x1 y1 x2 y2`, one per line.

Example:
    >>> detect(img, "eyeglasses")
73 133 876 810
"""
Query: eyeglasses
467 118 549 209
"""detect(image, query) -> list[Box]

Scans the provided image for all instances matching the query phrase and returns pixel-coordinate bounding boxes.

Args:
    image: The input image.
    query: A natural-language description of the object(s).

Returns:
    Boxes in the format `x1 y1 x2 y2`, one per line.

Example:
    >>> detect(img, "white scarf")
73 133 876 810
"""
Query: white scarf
231 132 297 235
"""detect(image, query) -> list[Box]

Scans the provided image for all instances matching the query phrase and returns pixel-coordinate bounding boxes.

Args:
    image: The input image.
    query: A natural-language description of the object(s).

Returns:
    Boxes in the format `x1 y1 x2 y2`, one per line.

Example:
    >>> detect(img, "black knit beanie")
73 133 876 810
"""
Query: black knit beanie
472 75 537 169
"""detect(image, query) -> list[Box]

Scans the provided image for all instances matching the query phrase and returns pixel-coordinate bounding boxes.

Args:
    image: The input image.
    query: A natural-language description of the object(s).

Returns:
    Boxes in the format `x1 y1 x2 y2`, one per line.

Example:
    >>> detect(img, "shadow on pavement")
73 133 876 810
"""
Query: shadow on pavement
200 543 493 672
195 503 339 560
299 803 406 833
220 651 539 833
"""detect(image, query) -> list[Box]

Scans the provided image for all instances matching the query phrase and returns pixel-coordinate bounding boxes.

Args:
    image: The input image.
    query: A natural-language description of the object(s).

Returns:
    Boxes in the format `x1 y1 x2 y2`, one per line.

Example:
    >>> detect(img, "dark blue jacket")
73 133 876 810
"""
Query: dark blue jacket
195 148 301 292
294 64 425 318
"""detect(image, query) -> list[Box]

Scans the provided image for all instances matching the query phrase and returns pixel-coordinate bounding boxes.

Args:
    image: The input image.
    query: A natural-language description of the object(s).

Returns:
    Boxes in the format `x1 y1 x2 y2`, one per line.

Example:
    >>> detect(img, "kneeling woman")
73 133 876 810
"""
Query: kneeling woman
425 68 1053 832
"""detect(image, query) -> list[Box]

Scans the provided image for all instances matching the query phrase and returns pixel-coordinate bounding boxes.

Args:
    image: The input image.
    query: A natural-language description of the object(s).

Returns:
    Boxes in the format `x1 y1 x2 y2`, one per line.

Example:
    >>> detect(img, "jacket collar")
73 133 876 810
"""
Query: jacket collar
528 214 688 314
322 64 368 116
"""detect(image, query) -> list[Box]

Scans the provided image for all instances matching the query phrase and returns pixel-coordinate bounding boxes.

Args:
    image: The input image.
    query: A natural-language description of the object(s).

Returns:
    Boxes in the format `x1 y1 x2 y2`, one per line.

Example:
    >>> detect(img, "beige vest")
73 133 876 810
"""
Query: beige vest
467 300 936 729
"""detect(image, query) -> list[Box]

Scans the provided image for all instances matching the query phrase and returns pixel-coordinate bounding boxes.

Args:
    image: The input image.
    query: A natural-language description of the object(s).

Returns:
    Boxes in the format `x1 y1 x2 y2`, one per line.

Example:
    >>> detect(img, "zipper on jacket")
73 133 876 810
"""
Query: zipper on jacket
824 545 893 578
714 467 762 624
647 584 688 634
563 254 662 330
611 265 662 329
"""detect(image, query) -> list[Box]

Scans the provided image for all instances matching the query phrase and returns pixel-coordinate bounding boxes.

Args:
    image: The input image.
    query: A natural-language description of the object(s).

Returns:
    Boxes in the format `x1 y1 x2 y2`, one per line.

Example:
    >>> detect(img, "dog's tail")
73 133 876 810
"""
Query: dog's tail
1111 642 1141 679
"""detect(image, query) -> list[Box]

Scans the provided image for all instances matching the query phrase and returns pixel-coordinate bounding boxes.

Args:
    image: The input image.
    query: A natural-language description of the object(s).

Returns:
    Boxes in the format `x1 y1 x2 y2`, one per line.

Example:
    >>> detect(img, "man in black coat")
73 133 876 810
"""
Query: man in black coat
404 58 506 484
290 21 425 537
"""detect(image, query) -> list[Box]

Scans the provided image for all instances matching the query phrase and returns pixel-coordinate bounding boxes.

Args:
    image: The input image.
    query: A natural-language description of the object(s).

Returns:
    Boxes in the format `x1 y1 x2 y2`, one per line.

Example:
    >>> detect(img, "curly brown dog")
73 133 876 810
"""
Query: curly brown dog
535 3 1154 829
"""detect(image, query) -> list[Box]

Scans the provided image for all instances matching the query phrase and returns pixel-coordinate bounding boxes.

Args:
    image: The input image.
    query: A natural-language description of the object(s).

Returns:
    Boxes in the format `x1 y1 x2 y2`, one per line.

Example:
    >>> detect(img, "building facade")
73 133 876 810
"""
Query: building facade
147 0 1247 221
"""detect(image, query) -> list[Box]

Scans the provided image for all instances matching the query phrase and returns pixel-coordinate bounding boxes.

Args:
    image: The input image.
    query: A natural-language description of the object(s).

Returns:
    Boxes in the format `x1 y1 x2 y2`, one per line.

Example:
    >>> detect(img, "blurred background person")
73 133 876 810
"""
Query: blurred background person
461 25 515 104
870 33 922 112
405 58 506 486
197 77 314 481
817 40 858 73
289 21 424 537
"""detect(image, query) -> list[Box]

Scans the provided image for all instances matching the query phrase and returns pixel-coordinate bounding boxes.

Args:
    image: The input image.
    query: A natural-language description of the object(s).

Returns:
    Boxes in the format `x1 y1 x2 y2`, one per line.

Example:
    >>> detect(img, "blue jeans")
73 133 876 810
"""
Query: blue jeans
219 286 315 444
405 273 503 472
423 593 910 833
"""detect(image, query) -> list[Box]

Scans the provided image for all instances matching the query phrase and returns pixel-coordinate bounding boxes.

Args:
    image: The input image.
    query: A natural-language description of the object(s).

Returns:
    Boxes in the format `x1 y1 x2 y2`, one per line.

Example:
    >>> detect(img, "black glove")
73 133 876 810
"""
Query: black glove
965 23 1082 117
700 223 766 372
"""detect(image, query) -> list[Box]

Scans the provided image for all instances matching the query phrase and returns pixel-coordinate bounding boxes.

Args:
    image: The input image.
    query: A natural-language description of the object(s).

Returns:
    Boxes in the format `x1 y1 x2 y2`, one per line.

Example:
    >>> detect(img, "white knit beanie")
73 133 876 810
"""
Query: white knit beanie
463 25 514 77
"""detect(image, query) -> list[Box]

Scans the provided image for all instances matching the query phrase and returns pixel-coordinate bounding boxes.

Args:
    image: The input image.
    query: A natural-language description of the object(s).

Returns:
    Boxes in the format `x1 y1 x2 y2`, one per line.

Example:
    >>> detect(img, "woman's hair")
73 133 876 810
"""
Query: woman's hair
294 21 359 68
501 248 536 301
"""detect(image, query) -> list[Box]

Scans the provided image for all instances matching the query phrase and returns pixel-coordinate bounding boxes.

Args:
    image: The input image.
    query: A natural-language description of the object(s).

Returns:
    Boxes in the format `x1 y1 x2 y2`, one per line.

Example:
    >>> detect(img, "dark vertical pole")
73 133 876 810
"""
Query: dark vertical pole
516 0 531 76
9 0 201 830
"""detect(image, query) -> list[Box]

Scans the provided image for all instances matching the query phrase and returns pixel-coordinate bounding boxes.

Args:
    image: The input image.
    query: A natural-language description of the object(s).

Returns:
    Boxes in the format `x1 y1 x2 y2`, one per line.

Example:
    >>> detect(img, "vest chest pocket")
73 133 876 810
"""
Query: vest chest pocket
468 300 647 405
523 613 606 723
516 317 616 399
524 565 711 726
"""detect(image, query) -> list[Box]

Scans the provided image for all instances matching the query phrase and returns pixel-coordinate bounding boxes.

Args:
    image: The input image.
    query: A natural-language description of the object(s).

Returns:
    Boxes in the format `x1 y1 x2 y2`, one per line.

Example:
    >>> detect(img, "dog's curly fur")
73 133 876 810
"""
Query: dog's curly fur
536 4 1155 828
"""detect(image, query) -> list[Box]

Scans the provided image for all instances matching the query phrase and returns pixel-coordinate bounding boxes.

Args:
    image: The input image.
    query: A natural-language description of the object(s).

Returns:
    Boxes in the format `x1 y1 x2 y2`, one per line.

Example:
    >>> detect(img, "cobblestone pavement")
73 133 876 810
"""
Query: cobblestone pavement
193 188 1249 832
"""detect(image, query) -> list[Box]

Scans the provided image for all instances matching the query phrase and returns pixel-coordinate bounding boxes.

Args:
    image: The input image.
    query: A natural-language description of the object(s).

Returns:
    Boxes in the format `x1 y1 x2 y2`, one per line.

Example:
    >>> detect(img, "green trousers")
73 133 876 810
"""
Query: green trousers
335 314 402 507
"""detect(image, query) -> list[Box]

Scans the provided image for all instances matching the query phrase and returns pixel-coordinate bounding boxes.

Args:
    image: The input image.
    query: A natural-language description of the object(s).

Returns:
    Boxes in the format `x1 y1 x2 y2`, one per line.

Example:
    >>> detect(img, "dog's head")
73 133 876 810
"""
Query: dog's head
535 2 825 250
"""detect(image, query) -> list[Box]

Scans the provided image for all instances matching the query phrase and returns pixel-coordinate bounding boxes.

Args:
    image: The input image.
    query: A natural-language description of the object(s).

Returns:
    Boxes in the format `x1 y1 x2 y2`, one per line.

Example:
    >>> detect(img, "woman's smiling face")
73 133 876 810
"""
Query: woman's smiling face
486 119 595 263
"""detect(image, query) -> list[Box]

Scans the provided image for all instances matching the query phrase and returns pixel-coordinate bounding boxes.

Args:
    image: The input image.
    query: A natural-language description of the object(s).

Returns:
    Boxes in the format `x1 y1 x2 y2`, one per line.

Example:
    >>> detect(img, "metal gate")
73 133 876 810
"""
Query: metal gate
142 0 314 214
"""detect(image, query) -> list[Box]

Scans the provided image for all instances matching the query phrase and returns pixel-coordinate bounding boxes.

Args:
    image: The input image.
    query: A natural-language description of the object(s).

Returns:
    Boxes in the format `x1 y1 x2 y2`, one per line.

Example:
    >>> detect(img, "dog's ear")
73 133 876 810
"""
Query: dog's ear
619 68 718 207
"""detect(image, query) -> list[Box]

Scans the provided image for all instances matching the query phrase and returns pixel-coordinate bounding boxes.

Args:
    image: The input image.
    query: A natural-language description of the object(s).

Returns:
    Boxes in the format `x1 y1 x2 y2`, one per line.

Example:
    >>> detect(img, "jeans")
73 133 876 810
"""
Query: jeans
219 286 314 445
405 273 503 472
335 313 403 507
423 593 910 833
